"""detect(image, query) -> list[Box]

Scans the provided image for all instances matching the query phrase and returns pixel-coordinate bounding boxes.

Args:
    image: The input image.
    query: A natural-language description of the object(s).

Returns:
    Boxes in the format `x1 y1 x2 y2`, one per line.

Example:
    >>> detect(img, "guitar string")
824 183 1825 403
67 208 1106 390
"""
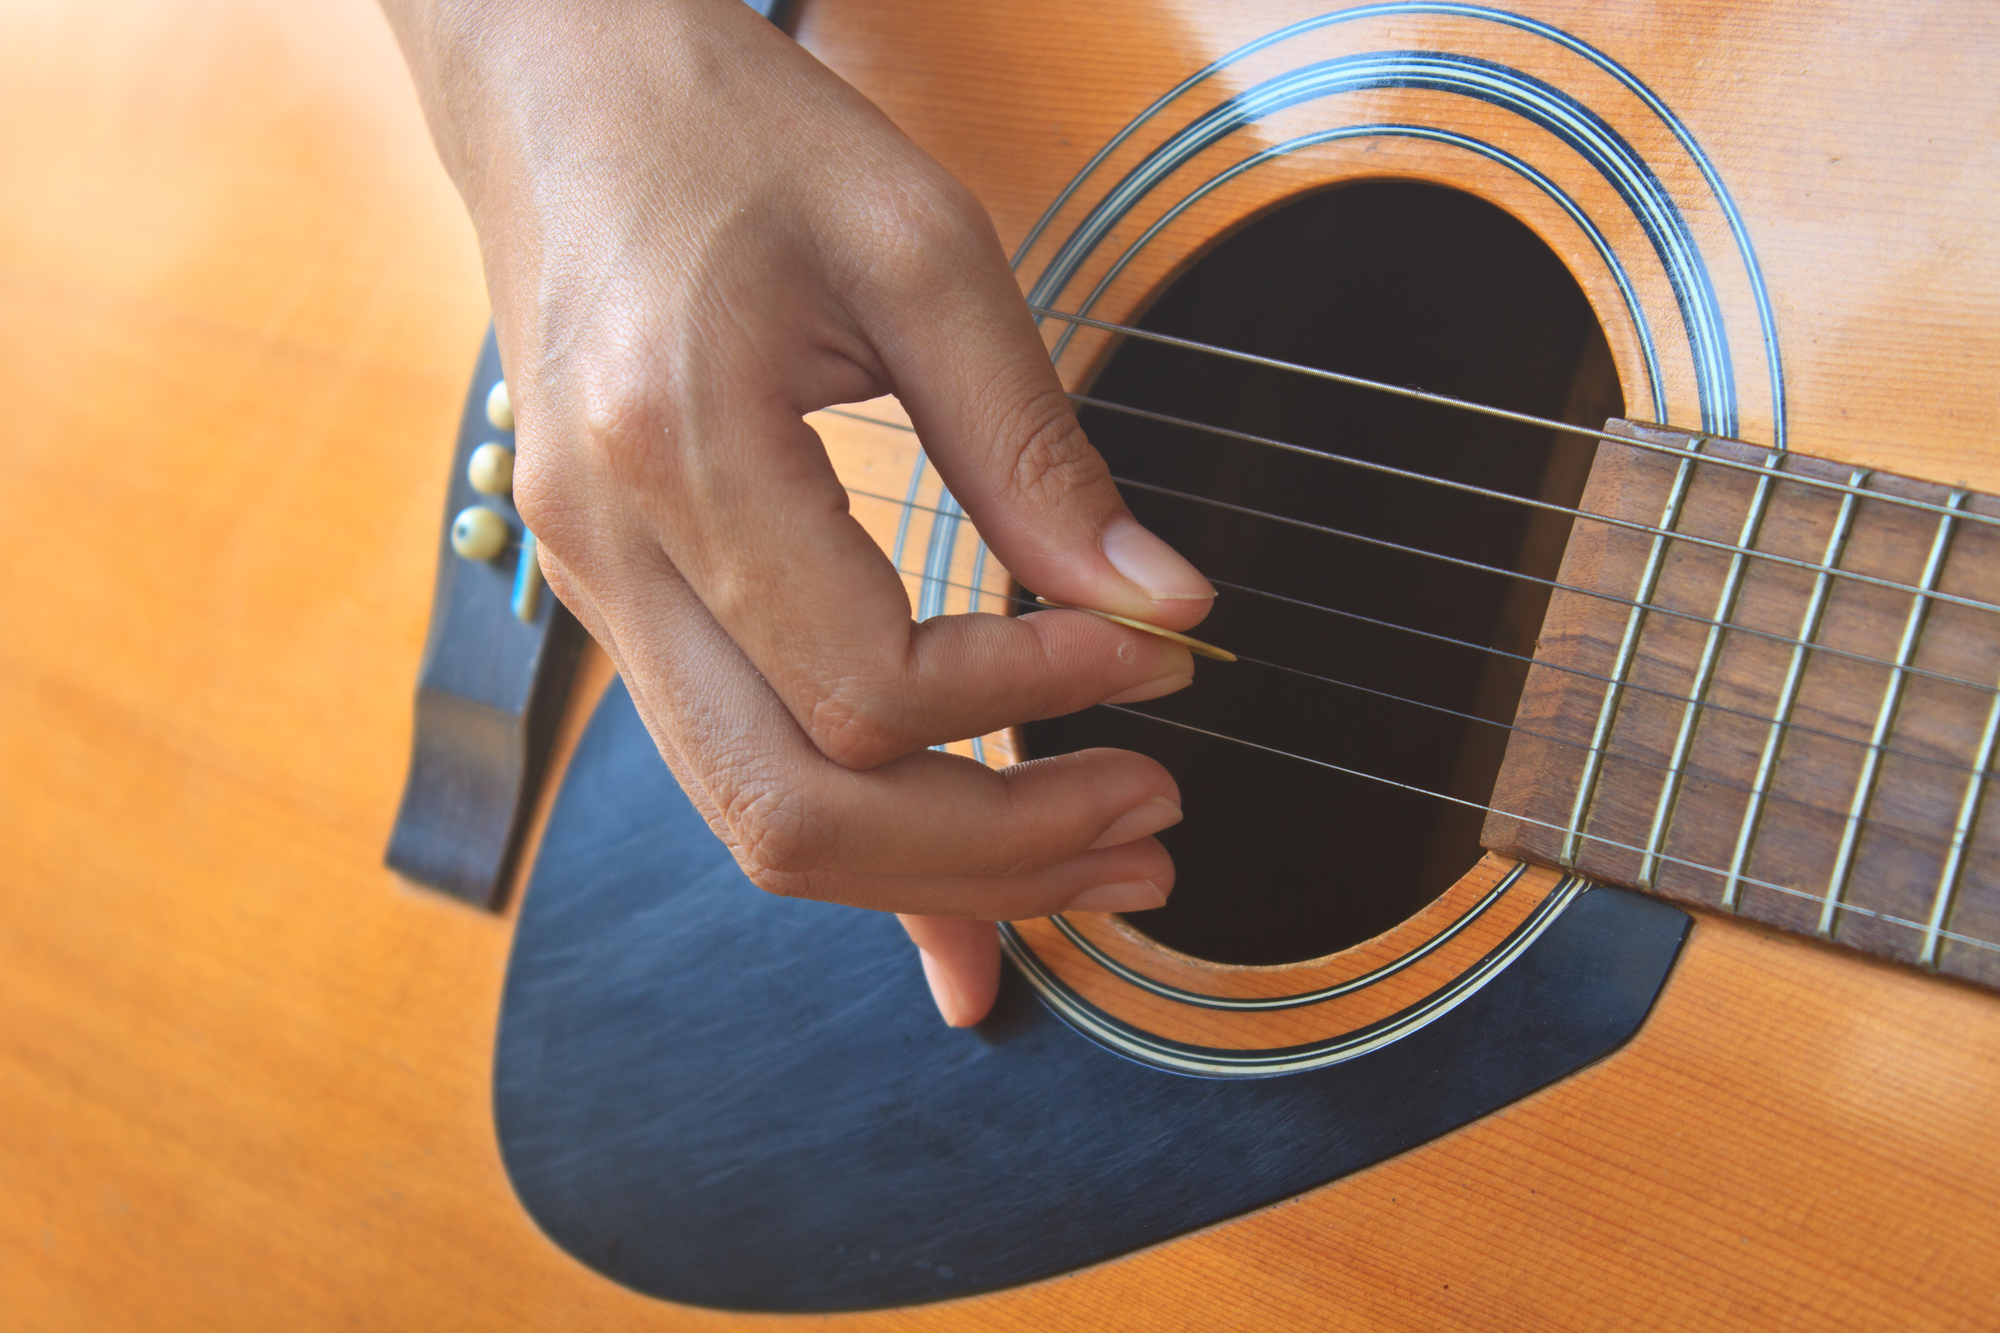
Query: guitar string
875 551 1980 852
1103 705 2000 959
1114 473 2000 700
857 485 2000 955
1206 577 1994 783
1028 304 2000 537
826 409 2000 703
1233 654 1971 854
860 496 2000 788
1038 315 2000 935
855 483 1991 785
1072 391 2000 619
811 305 2000 957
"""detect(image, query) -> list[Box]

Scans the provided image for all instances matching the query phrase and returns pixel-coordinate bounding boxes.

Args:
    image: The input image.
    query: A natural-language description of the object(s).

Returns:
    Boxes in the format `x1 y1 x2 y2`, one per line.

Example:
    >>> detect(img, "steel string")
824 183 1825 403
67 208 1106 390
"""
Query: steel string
1104 705 2000 959
838 476 2000 780
849 479 2000 958
1205 577 1996 783
867 536 1984 854
825 405 2000 700
824 402 2000 696
1029 304 2000 535
1117 474 2000 700
809 305 2000 958
1071 391 2000 619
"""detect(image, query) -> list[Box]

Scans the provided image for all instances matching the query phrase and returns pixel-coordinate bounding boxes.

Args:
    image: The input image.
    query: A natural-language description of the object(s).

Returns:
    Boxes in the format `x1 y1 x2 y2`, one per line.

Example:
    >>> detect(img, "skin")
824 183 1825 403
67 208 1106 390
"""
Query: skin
379 0 1216 1025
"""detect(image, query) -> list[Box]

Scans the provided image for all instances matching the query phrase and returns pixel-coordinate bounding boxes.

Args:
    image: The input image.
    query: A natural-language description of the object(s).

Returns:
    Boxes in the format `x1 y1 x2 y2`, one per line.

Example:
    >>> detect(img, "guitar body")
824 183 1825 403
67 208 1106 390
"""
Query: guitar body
5 0 1998 1328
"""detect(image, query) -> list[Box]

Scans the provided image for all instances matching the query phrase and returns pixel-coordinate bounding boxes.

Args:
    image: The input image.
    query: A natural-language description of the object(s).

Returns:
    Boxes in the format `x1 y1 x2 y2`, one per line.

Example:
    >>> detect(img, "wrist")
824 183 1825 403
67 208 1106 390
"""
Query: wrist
378 0 773 192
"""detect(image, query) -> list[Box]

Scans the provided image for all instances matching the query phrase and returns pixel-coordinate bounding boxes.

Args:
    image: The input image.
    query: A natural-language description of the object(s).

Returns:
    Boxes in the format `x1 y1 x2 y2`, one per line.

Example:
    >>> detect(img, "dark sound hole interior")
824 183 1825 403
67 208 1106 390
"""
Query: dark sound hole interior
1020 181 1623 966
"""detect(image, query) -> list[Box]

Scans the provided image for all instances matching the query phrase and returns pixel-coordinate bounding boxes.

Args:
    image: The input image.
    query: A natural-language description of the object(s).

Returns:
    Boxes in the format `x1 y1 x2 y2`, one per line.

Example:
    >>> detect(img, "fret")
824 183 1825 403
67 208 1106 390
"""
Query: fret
1559 439 1703 868
1919 681 2000 966
1720 472 1868 909
1639 453 1782 885
1485 420 2000 991
1815 492 1965 938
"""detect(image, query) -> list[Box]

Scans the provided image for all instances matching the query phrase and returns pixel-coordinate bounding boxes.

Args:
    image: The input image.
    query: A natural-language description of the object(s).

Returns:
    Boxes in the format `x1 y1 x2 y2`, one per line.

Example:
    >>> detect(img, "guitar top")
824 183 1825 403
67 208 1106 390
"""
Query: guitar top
5 0 1999 1329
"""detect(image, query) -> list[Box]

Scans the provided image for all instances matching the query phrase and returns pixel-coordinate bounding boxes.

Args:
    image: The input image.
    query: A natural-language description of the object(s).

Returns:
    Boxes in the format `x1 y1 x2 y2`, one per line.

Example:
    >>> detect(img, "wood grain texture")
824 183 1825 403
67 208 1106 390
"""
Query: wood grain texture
799 0 2000 482
1484 421 2000 988
1008 855 1564 1048
5 0 2000 1328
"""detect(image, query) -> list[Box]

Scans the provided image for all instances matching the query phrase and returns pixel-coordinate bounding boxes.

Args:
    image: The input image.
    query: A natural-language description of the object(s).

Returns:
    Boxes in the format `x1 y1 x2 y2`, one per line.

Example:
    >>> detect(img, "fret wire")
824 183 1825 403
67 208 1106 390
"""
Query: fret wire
882 539 1974 855
1030 304 2000 536
1072 392 2000 618
1565 445 1700 866
844 483 2000 783
1723 473 1867 910
825 408 2000 698
1232 650 1968 854
868 516 1988 839
1640 456 1782 884
1817 495 1963 936
1204 578 1991 783
1921 683 2000 965
873 522 1992 893
1117 474 2000 699
1103 704 2000 958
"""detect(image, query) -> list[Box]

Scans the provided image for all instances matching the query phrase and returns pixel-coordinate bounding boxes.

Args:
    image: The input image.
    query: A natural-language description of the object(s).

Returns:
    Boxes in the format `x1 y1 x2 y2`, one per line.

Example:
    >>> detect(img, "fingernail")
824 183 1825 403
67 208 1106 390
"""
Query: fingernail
1062 879 1168 913
1088 795 1183 849
1102 515 1216 601
916 948 973 1027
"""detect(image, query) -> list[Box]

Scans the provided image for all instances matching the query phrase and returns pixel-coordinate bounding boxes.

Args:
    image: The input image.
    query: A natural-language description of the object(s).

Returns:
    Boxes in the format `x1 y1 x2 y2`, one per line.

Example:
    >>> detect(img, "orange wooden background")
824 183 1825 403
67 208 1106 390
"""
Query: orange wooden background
6 1 2000 1329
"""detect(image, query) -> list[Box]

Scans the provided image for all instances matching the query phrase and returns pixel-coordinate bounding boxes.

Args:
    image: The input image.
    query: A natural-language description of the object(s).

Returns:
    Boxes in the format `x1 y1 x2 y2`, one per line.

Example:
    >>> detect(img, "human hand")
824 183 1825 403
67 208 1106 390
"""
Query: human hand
381 0 1214 1024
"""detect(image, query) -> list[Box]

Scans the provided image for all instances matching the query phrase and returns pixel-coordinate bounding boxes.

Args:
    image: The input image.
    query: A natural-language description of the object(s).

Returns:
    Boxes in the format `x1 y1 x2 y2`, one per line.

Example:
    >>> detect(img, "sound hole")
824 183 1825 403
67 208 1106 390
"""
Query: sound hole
1021 181 1622 965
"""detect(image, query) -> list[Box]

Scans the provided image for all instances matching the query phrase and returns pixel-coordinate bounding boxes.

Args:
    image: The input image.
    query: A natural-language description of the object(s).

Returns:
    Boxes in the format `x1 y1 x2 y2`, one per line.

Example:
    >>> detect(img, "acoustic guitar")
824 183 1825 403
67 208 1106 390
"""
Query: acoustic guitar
6 0 1998 1328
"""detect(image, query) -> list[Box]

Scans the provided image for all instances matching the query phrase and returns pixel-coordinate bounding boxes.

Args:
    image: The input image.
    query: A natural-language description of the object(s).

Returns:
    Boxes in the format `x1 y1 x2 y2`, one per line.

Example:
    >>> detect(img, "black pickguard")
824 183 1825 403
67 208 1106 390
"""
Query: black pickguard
493 680 1689 1312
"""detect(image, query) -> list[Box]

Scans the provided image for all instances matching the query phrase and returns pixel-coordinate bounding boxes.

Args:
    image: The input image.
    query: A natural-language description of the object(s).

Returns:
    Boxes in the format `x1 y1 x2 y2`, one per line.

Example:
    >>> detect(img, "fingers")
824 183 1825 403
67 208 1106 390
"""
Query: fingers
555 537 1183 1040
504 144 1213 770
399 0 1211 1032
897 792 1180 1028
850 198 1215 633
558 390 1200 767
802 831 1177 920
555 543 1187 907
898 916 997 1027
557 545 1183 1036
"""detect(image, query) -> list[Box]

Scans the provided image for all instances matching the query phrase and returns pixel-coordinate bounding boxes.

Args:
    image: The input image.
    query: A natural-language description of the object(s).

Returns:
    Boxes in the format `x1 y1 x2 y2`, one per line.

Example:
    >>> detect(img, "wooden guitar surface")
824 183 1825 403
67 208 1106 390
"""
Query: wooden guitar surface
4 0 1998 1327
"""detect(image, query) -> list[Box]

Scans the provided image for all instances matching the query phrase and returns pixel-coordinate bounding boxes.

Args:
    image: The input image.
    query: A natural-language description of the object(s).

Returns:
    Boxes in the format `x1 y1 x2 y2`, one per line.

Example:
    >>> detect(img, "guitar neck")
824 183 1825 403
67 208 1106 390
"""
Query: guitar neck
1486 420 2000 988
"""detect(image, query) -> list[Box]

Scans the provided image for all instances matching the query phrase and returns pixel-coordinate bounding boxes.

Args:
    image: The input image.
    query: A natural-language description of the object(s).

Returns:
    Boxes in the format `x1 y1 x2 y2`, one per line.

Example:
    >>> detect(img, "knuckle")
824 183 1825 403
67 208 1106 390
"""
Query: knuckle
507 444 568 540
1002 388 1108 504
875 164 983 240
579 369 683 492
718 776 835 888
847 171 995 296
509 361 685 554
804 680 905 771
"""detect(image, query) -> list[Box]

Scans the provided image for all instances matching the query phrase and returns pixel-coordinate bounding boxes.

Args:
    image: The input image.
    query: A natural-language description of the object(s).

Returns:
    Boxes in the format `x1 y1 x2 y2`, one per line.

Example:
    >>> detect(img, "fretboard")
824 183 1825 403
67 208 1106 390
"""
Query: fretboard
1484 420 2000 990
